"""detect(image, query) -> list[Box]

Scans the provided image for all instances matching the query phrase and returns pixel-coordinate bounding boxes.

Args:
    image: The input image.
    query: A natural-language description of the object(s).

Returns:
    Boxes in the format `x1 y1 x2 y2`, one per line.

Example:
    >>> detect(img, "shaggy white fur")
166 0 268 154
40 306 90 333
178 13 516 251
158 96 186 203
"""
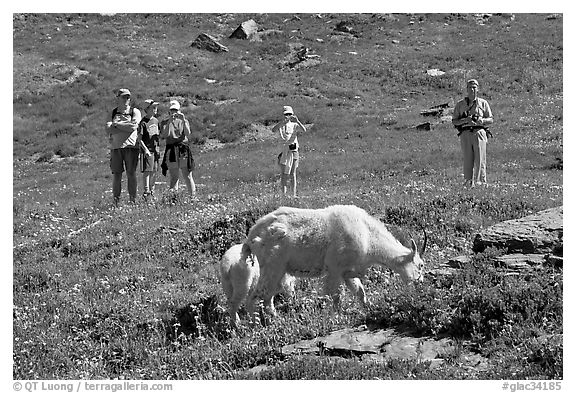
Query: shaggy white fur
244 205 426 317
219 243 295 324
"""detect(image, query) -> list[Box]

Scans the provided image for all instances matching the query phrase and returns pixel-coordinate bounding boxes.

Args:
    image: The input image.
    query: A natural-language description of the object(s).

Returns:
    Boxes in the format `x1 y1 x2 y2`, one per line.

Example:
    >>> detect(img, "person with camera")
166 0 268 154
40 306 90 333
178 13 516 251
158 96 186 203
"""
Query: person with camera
452 79 493 187
159 100 196 196
106 88 142 206
272 105 307 197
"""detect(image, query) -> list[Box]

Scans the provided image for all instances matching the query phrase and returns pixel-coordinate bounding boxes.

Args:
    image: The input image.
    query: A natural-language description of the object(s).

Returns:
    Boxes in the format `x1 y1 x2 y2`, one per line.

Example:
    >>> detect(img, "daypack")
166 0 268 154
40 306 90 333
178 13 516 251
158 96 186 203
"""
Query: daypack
111 106 144 135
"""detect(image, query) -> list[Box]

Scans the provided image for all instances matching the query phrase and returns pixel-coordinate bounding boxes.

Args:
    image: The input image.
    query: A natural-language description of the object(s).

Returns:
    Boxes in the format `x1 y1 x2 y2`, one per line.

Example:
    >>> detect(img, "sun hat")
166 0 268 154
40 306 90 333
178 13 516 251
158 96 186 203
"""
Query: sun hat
169 100 181 110
283 105 294 115
117 88 131 97
467 79 479 87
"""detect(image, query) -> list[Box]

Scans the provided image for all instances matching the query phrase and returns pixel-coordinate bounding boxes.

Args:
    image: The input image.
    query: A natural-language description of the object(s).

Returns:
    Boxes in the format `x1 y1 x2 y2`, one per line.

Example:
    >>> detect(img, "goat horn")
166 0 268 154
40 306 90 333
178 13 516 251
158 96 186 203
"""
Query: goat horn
421 229 428 255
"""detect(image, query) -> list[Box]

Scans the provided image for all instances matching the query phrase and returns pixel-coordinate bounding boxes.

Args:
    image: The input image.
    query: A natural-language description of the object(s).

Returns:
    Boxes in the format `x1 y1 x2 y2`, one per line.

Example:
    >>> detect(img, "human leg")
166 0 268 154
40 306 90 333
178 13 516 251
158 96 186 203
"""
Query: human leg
470 130 487 185
167 161 180 190
476 130 487 184
112 173 122 203
124 149 140 202
459 132 473 185
179 157 196 195
142 172 151 194
279 166 288 195
110 149 124 203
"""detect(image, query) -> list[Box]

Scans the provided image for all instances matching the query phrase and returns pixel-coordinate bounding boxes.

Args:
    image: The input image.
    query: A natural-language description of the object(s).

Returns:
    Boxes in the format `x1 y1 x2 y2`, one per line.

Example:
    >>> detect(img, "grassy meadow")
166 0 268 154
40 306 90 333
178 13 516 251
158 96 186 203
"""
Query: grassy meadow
12 13 563 380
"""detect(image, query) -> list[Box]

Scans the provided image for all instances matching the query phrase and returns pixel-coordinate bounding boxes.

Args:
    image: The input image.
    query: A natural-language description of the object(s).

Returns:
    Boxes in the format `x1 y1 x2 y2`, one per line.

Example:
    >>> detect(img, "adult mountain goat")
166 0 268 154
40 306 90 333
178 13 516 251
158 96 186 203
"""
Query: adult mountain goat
244 205 426 317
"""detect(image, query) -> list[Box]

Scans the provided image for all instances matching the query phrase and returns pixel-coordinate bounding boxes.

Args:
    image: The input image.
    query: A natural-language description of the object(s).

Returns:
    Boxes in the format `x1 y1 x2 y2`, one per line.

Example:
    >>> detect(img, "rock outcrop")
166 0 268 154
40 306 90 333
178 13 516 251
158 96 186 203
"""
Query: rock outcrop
473 206 563 255
191 33 228 53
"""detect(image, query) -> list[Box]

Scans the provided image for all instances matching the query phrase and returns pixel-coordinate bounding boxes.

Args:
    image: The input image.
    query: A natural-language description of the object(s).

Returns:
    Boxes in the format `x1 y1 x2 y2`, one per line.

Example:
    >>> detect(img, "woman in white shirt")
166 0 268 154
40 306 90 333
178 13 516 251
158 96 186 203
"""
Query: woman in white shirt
272 106 307 197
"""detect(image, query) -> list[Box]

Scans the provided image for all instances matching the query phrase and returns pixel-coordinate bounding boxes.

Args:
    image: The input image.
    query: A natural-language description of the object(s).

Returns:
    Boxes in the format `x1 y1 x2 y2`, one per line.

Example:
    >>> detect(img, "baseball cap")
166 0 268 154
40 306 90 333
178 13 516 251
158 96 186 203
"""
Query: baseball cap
169 100 181 110
283 105 294 115
117 88 131 97
144 99 159 108
467 79 479 87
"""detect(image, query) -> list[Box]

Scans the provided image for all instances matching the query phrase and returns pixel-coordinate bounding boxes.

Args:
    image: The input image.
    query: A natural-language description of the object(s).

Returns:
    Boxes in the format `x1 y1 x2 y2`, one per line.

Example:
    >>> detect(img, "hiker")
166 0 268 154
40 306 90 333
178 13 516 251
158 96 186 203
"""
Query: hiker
271 105 307 197
106 88 142 205
452 79 494 187
140 99 161 200
159 100 196 195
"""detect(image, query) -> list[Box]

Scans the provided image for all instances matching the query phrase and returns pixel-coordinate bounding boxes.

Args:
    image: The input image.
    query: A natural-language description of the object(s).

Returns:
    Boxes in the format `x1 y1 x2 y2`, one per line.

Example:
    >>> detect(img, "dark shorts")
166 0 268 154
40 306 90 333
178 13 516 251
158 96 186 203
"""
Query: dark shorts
110 148 139 174
141 153 159 172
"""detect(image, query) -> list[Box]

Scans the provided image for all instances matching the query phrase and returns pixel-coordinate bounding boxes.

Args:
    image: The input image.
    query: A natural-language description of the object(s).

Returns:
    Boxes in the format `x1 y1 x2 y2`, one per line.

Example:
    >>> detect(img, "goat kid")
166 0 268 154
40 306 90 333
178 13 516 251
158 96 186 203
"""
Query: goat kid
219 243 295 325
244 205 426 317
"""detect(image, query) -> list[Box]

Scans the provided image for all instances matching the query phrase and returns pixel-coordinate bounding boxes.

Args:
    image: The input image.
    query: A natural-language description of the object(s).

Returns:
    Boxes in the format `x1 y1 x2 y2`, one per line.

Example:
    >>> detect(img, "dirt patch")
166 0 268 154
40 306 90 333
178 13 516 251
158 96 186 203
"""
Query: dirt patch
14 52 89 98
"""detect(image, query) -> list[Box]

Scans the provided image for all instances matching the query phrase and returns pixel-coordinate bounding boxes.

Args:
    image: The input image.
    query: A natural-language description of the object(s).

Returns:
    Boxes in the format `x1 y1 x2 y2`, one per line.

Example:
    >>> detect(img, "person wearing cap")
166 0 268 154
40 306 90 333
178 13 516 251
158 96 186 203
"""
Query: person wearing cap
452 79 494 187
271 105 307 197
106 88 142 205
159 99 196 195
139 99 161 200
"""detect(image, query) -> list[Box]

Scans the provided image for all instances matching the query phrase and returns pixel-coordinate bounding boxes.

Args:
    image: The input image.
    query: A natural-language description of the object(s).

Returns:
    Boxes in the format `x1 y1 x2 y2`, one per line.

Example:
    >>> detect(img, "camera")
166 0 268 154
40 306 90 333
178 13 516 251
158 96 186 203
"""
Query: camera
471 114 479 122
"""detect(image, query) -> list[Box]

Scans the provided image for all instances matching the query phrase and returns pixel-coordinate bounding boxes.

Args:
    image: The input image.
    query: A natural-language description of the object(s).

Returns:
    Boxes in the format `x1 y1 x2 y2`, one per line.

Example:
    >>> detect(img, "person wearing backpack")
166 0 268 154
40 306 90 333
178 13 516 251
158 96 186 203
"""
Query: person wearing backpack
139 99 161 200
159 100 196 196
105 88 142 205
452 79 494 187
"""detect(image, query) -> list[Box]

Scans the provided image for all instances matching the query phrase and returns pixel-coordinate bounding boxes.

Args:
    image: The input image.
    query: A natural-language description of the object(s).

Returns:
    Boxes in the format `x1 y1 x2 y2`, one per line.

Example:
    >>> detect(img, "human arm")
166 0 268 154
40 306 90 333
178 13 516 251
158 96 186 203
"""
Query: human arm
289 115 307 133
452 102 475 128
111 108 142 134
140 140 151 156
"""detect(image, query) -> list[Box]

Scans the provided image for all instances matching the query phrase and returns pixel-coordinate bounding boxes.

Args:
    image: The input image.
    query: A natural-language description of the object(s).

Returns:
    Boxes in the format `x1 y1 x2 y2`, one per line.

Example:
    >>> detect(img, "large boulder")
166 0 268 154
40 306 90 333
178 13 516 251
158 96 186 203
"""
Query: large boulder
473 206 563 254
229 19 258 40
191 33 228 53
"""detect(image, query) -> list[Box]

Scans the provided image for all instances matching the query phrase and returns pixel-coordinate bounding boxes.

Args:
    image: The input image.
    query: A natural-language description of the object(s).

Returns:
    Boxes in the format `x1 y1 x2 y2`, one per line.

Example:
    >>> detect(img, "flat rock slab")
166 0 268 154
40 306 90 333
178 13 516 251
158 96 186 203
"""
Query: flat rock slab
281 325 488 370
473 206 562 254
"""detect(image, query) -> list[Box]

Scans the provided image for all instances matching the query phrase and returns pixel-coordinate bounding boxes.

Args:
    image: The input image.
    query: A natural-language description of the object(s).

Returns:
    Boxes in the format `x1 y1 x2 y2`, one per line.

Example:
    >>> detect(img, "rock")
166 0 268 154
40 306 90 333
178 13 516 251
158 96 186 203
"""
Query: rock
495 253 546 271
191 33 228 53
282 325 488 368
473 206 563 254
426 69 445 77
285 46 321 69
416 122 431 131
447 255 471 268
335 21 355 35
229 19 258 40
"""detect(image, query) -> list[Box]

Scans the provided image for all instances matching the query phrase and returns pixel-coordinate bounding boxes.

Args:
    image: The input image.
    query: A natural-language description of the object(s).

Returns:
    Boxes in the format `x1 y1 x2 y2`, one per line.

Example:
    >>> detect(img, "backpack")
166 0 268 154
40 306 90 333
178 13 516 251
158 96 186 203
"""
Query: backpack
111 106 135 121
111 106 144 135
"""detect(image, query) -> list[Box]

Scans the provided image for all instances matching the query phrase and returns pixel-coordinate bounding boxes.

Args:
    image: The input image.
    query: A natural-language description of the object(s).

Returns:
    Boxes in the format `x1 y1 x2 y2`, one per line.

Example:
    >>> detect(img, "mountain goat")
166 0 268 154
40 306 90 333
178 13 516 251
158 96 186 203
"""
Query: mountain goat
244 205 426 317
219 243 295 324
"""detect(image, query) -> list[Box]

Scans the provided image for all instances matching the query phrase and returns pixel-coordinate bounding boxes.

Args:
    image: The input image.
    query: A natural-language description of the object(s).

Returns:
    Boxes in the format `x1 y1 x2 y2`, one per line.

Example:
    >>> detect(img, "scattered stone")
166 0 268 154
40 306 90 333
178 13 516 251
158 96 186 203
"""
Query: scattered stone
545 254 563 268
473 206 563 254
191 33 228 53
285 46 321 69
335 21 355 35
229 19 258 40
495 253 546 271
426 68 445 77
391 39 400 44
420 102 450 117
447 255 471 268
416 122 431 131
546 14 561 20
